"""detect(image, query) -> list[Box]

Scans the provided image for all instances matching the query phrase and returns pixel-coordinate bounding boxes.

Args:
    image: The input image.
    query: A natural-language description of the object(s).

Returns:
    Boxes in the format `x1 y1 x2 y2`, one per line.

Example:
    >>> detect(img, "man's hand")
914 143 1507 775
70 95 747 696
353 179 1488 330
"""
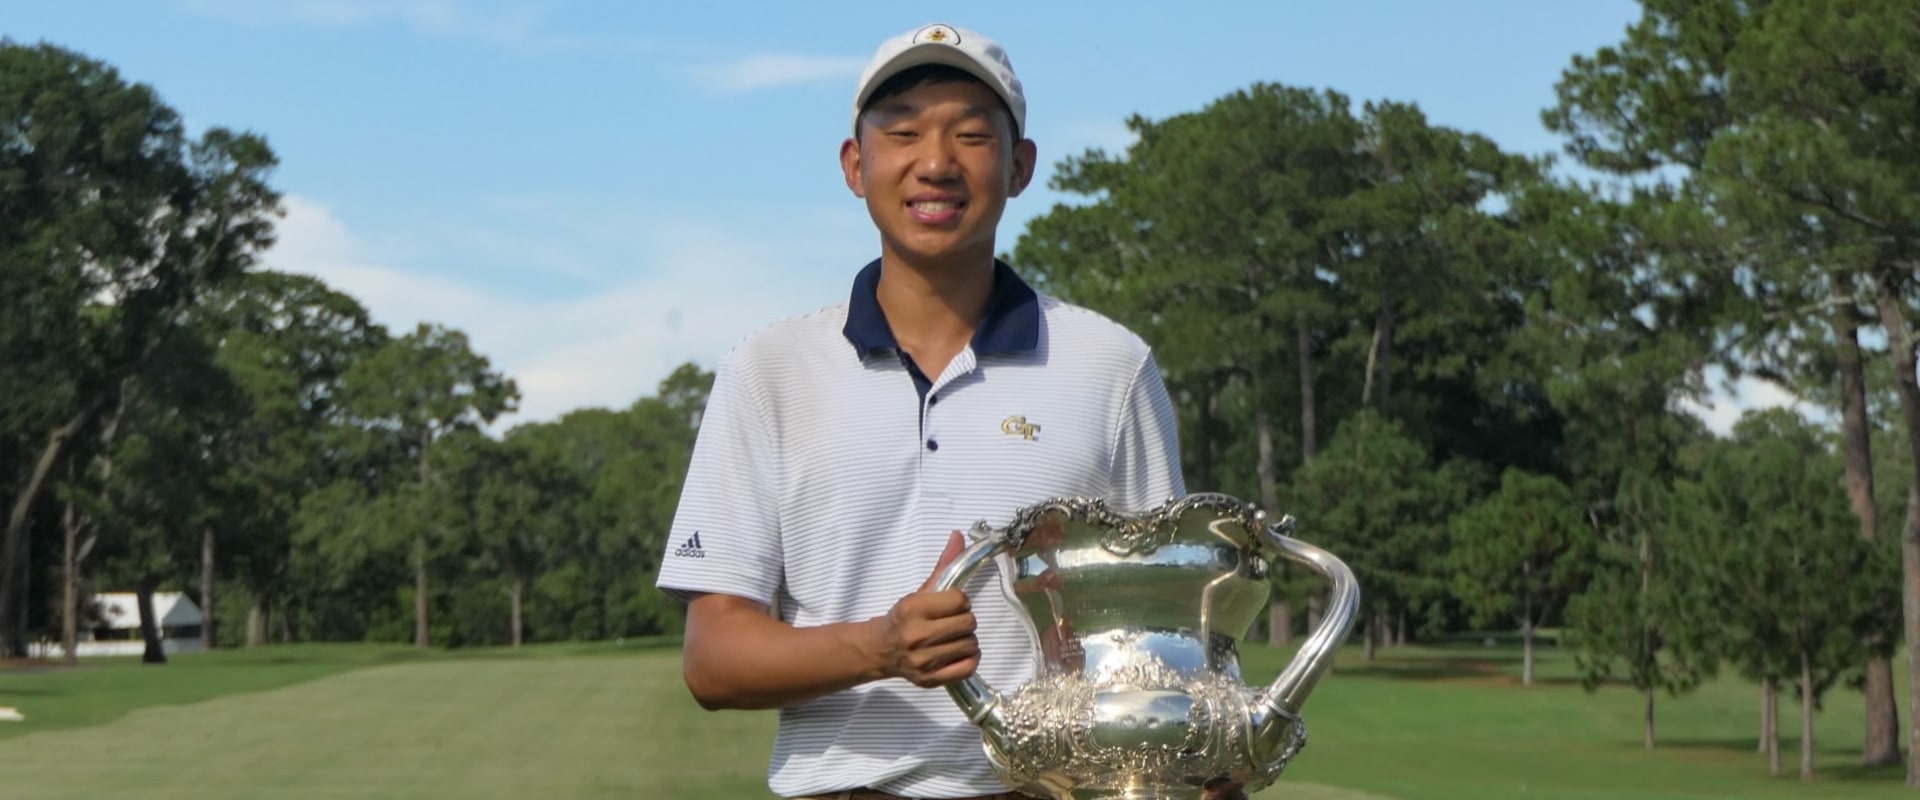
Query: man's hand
870 530 980 688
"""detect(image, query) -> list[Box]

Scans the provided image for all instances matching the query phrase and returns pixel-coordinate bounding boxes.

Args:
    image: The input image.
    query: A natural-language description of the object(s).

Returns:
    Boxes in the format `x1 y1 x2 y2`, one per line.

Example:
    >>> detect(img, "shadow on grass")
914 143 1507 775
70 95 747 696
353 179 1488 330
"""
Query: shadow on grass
1335 663 1505 681
1815 761 1909 783
1641 737 1910 782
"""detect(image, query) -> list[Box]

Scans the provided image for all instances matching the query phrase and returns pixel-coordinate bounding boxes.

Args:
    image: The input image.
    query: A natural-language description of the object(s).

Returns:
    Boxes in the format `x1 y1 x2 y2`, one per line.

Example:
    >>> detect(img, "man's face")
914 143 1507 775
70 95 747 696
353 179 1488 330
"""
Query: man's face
842 78 1037 269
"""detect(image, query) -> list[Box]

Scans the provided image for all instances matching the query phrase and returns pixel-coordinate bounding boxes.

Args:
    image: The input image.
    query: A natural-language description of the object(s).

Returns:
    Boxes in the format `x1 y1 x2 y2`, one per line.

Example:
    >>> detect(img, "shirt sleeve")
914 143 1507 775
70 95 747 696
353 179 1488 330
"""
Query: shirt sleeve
1108 349 1188 513
655 350 784 605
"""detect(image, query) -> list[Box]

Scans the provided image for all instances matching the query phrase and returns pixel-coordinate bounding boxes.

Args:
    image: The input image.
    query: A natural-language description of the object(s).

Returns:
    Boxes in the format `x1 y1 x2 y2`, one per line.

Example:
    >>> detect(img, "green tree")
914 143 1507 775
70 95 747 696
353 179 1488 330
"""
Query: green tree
1014 83 1561 644
1544 0 1915 767
84 331 244 663
1679 409 1900 780
335 323 518 648
196 271 385 646
1449 469 1593 686
0 40 281 657
1563 469 1717 751
1695 7 1920 777
1290 410 1457 657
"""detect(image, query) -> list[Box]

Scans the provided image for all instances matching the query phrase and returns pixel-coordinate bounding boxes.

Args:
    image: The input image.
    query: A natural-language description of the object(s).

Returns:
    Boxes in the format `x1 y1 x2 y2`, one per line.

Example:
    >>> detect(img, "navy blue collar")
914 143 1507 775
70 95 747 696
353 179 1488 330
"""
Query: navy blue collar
842 258 1040 358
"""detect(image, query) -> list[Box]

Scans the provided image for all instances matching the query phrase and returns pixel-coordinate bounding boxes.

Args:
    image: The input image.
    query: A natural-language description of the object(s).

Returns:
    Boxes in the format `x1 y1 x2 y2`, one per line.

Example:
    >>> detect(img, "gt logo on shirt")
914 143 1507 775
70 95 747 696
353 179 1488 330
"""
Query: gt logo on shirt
673 532 706 559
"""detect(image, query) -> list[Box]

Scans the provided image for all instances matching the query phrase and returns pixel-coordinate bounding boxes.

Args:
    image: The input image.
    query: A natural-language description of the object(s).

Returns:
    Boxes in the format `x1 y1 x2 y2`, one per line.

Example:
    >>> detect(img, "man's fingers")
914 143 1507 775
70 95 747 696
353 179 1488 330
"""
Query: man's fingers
908 612 977 648
916 649 982 686
911 636 981 672
918 530 970 592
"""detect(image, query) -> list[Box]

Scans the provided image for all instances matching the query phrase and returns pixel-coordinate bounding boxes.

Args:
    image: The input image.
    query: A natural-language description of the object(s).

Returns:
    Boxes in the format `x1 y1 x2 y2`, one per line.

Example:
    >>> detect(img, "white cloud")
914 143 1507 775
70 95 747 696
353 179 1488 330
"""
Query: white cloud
268 194 862 427
1676 370 1812 436
685 53 869 92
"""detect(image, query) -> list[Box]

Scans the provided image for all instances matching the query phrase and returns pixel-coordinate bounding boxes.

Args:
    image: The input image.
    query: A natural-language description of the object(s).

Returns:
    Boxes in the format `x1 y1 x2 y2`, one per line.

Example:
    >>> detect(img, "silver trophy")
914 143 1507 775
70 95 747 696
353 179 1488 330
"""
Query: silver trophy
932 493 1361 800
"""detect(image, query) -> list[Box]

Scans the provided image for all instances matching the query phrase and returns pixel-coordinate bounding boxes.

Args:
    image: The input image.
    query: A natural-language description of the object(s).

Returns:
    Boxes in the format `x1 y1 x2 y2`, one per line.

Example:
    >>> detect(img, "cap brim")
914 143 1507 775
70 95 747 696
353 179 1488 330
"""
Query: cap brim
853 45 1016 131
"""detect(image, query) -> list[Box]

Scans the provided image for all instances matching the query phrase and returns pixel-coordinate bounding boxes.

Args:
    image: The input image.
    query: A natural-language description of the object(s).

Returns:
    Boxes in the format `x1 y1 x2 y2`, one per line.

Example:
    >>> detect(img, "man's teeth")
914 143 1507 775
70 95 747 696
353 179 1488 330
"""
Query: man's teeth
913 201 962 212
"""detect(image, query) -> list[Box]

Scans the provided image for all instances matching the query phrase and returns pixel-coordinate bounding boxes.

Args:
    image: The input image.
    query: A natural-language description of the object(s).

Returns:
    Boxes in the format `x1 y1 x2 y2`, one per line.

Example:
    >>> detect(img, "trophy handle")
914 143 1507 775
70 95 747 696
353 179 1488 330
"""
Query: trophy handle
1254 515 1361 722
931 533 1014 731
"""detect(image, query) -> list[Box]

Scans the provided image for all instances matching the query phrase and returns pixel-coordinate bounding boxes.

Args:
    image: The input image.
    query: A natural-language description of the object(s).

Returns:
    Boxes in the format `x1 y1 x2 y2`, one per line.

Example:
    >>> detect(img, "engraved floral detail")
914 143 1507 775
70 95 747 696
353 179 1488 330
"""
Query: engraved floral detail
983 654 1309 797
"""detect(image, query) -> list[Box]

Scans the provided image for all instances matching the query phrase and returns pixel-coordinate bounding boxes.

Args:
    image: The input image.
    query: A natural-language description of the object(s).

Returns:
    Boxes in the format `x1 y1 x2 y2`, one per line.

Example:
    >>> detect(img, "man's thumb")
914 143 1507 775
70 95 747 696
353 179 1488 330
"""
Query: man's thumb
921 530 969 592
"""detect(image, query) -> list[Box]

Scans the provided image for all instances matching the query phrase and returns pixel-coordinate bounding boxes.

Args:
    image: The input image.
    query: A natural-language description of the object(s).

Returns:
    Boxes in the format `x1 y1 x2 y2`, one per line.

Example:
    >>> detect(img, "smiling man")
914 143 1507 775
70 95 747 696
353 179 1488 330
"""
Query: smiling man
655 23 1198 800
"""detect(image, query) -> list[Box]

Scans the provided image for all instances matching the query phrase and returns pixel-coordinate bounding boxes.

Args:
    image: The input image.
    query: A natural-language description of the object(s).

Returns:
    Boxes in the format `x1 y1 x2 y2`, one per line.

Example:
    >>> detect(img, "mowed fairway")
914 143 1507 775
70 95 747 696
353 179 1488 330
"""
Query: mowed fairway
0 641 1913 799
0 646 775 799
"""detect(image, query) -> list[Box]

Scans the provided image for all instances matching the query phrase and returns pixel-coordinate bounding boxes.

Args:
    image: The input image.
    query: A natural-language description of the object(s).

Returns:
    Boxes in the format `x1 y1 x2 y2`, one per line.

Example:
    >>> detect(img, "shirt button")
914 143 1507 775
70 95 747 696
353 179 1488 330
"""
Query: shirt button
929 393 939 405
926 439 939 451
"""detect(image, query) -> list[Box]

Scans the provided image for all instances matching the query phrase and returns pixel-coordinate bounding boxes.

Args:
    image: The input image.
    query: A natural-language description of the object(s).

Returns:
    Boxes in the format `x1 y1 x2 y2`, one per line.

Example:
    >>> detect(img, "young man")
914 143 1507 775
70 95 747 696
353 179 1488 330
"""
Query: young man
656 23 1204 800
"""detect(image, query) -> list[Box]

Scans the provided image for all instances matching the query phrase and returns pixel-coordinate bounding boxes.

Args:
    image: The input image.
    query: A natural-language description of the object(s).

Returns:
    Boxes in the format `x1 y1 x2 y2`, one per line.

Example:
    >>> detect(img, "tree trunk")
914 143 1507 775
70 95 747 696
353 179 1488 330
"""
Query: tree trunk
60 492 80 668
247 598 267 648
1363 610 1379 662
1295 317 1318 643
1837 310 1901 767
1637 490 1656 750
0 406 97 657
1801 650 1816 782
1644 687 1656 750
1394 608 1407 646
1297 316 1316 461
1256 408 1291 647
1362 279 1395 411
1268 602 1292 648
1762 675 1781 776
510 576 526 648
1194 379 1219 492
200 528 216 651
1522 592 1535 687
1872 278 1920 789
415 427 433 650
136 576 166 665
413 534 430 649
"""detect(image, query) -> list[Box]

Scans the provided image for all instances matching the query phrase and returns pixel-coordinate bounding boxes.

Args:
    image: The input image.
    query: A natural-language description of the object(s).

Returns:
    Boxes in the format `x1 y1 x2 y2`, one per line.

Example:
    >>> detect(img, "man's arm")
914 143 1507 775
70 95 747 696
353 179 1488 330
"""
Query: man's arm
680 531 979 711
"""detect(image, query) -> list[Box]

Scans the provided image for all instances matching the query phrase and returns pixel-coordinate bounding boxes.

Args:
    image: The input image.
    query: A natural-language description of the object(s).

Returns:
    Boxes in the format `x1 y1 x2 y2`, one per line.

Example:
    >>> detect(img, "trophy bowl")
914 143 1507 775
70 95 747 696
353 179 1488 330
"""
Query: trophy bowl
932 493 1361 800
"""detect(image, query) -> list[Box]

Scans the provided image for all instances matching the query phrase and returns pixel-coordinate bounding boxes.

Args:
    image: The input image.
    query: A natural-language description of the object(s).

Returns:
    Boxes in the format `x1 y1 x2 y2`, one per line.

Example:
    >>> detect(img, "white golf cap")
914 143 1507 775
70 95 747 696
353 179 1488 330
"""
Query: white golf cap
851 23 1026 137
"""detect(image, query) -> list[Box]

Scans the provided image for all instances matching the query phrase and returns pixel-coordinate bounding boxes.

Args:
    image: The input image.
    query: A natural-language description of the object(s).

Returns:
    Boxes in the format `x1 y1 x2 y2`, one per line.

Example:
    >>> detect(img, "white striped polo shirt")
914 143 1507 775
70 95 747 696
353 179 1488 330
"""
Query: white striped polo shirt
656 258 1186 799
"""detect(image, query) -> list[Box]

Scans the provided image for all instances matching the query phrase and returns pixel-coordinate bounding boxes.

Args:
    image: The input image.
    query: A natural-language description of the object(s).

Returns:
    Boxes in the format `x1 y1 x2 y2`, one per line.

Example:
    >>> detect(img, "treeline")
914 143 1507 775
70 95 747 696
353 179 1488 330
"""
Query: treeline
5 0 1920 786
0 40 706 662
1009 0 1919 784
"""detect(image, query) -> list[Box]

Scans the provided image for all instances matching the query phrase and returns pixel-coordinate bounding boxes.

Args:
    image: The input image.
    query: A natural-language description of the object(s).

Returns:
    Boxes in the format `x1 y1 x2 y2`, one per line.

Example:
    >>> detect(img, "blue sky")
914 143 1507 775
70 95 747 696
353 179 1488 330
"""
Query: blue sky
8 1 1789 430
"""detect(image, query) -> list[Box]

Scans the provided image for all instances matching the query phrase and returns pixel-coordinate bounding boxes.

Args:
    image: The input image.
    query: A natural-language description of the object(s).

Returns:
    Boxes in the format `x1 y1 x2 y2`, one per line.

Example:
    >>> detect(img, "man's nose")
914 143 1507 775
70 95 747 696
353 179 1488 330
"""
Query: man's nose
913 140 960 181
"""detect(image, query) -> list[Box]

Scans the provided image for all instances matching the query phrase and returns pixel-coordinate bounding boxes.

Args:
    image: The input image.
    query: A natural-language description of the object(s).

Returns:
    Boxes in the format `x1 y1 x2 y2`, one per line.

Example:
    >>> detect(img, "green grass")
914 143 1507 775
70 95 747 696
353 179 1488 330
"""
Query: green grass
0 637 1911 799
1237 641 1912 800
0 637 678 741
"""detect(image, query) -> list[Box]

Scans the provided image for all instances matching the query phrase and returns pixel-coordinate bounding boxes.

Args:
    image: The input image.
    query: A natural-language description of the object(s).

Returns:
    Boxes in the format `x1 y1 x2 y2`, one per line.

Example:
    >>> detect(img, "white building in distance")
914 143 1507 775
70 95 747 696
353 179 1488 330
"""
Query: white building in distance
28 592 206 659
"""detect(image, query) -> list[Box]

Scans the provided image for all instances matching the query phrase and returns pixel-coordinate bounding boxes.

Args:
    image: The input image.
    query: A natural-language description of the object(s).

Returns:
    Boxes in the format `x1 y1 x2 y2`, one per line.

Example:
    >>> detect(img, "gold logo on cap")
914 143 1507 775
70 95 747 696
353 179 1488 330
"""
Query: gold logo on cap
915 24 959 45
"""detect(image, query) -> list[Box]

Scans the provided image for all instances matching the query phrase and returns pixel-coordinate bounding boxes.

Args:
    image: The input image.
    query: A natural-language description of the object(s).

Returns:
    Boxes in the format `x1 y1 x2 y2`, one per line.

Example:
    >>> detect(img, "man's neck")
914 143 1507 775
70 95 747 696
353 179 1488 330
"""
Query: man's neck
875 251 996 380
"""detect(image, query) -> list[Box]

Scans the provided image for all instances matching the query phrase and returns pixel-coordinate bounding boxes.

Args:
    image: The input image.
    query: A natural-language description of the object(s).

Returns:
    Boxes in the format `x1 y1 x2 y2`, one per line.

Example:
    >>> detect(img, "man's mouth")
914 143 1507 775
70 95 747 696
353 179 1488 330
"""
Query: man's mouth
908 198 966 223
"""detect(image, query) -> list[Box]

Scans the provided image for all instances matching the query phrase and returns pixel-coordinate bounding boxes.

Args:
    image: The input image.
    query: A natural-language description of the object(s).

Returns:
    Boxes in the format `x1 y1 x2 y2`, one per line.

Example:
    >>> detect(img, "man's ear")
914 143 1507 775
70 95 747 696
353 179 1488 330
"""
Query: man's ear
840 136 866 198
1009 138 1038 198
